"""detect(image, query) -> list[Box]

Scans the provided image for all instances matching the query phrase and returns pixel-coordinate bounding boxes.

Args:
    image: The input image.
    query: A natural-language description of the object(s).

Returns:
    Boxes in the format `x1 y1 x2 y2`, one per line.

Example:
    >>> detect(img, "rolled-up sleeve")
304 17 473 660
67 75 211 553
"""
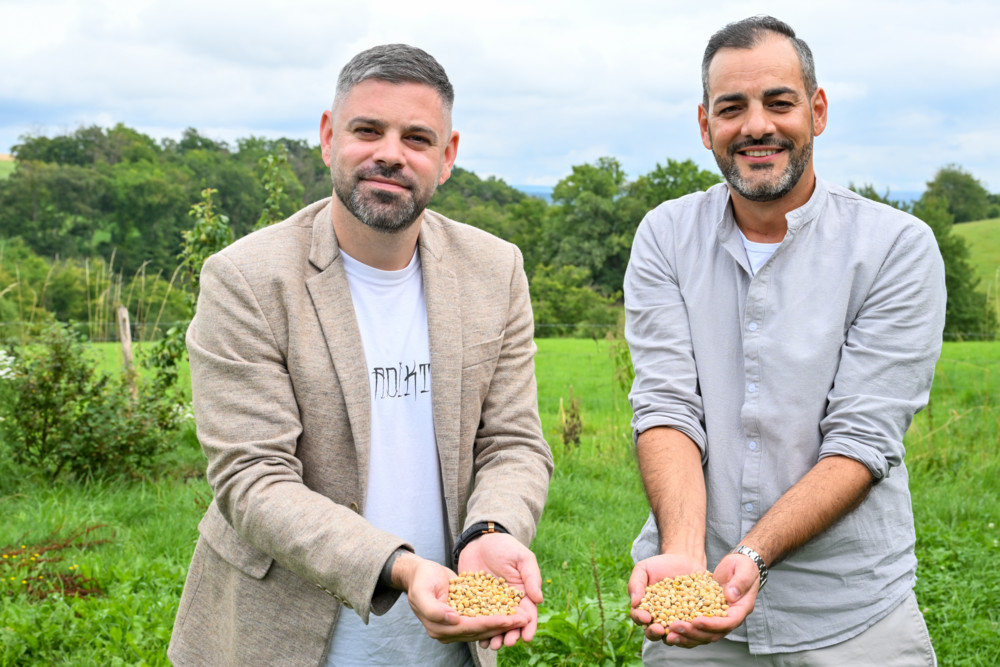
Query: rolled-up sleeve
624 214 708 455
819 223 946 478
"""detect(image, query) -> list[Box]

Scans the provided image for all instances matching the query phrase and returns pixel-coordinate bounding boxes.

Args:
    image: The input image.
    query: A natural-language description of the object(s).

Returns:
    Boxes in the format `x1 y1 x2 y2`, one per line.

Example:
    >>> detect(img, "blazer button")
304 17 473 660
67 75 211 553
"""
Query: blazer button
349 502 360 513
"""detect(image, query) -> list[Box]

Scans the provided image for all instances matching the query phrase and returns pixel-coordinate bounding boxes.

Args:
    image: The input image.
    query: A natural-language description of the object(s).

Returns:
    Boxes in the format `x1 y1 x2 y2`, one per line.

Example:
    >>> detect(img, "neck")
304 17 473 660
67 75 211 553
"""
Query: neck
729 172 816 243
331 203 422 271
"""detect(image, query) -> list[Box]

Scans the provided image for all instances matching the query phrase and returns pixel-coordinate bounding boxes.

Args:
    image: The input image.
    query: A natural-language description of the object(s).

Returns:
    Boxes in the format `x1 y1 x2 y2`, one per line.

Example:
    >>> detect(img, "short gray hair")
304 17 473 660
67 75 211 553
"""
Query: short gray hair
333 43 454 113
701 16 817 107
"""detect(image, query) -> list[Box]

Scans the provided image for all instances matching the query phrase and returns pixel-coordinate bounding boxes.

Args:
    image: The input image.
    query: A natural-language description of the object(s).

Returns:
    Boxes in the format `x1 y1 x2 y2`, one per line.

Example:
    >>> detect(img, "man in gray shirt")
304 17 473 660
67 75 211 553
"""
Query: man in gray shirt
624 16 943 666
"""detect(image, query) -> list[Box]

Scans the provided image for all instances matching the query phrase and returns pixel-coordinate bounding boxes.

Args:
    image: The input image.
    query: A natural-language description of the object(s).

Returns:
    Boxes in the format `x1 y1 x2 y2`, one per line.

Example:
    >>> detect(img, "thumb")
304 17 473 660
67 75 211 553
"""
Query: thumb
628 567 649 605
722 556 759 602
517 552 544 605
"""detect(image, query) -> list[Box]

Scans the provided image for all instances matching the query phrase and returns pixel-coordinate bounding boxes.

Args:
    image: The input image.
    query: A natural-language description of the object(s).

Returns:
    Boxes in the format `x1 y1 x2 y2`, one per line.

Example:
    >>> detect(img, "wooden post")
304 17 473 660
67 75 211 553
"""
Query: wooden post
117 304 138 399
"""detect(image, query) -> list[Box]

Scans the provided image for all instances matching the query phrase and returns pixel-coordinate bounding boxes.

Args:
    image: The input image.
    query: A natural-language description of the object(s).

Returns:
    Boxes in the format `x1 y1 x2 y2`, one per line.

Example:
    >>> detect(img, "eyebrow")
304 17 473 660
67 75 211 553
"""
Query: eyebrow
347 116 440 143
712 86 800 110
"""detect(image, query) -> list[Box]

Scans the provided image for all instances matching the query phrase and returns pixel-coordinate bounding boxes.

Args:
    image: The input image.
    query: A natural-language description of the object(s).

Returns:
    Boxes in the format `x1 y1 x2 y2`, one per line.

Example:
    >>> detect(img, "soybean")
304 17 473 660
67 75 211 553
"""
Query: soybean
638 571 729 625
448 571 525 617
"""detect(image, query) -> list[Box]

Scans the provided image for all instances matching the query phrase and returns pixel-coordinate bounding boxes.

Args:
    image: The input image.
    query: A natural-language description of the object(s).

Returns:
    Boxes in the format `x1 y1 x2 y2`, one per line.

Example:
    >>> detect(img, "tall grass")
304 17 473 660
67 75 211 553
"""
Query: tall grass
0 340 997 665
0 252 184 345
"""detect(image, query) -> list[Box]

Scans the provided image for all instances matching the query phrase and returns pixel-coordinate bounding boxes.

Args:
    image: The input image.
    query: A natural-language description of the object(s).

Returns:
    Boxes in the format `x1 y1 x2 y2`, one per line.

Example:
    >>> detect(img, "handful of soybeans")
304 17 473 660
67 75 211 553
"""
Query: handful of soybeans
638 571 729 625
448 571 525 617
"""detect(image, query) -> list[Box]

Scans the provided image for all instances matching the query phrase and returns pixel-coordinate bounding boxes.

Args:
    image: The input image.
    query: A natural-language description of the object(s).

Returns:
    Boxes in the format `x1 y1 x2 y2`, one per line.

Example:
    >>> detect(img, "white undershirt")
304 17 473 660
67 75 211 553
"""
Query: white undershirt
738 228 781 276
326 249 469 667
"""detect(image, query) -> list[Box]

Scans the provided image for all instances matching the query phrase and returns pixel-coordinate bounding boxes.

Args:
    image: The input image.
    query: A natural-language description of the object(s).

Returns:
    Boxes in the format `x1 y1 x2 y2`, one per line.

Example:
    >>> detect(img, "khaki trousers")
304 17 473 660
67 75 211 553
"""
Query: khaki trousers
642 592 936 666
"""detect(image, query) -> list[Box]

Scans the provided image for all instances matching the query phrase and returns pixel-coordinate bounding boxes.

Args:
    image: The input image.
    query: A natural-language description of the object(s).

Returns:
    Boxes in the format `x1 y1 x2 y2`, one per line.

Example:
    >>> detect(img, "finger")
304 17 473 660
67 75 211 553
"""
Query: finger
644 621 667 641
628 567 650 604
420 600 461 626
502 626 523 648
631 607 652 626
520 601 538 642
520 557 544 605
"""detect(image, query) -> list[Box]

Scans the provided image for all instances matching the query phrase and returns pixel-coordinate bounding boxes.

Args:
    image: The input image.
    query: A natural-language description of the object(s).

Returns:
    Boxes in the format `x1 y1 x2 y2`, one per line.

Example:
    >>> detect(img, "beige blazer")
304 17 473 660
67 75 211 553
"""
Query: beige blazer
168 200 552 666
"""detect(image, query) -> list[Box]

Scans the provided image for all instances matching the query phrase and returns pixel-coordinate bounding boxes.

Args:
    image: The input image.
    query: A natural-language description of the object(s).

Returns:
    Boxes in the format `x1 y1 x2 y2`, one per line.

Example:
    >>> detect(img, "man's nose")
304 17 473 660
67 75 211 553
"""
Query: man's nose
372 134 405 168
742 103 775 139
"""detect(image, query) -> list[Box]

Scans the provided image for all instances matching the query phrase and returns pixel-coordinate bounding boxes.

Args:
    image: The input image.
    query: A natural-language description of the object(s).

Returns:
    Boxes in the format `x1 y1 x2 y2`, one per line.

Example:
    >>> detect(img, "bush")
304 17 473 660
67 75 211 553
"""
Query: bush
0 322 177 481
531 264 620 338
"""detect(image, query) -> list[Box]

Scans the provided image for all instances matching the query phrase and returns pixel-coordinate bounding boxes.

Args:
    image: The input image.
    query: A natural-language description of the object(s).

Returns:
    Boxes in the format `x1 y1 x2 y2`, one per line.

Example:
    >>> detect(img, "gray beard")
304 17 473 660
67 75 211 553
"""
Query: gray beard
332 166 427 233
714 137 812 203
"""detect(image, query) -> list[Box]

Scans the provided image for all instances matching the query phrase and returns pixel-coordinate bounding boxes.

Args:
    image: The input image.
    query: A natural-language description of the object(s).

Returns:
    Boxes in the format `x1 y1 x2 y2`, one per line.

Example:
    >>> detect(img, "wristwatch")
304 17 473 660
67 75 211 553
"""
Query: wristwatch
732 545 768 590
452 521 509 564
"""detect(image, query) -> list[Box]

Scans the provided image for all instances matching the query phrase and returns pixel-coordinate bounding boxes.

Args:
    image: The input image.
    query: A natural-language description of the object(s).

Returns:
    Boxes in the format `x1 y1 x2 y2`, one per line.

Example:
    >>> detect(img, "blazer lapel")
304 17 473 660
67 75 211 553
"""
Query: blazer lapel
419 217 463 538
305 205 372 504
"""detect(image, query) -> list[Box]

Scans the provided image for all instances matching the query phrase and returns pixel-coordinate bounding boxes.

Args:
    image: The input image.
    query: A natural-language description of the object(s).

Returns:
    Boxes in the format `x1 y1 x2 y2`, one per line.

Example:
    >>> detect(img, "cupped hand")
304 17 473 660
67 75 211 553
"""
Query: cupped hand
457 532 543 650
629 551 760 648
401 554 529 644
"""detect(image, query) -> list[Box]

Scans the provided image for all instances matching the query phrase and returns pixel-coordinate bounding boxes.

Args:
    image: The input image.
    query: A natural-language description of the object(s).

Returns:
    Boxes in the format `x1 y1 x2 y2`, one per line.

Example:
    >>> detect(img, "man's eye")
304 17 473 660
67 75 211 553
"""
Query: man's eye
406 135 431 146
718 106 741 116
355 127 379 137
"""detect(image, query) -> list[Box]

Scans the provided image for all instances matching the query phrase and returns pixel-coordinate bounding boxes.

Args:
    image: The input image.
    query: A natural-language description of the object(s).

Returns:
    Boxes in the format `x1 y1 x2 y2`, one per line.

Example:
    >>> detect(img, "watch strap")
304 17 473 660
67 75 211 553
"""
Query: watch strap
452 521 509 565
732 545 768 590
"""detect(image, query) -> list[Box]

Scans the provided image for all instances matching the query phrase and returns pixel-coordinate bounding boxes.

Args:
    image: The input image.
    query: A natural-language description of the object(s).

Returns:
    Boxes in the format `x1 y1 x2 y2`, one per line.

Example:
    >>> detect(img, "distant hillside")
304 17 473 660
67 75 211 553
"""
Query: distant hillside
953 218 1000 293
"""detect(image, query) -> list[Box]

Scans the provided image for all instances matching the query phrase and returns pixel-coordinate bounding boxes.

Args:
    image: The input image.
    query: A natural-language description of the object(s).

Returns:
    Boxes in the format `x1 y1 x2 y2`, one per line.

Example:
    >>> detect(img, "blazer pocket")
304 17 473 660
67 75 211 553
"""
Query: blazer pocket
198 502 274 579
462 334 503 370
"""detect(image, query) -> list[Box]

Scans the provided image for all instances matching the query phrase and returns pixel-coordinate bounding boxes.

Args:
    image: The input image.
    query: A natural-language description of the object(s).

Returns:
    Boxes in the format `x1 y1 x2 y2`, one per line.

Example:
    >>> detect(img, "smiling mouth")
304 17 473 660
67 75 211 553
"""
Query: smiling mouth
742 149 781 158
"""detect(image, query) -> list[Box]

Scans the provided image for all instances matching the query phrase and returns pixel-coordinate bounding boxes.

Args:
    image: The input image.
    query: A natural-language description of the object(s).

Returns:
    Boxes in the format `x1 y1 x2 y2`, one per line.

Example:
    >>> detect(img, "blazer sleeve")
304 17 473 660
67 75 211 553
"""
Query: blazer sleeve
462 244 553 545
187 252 408 622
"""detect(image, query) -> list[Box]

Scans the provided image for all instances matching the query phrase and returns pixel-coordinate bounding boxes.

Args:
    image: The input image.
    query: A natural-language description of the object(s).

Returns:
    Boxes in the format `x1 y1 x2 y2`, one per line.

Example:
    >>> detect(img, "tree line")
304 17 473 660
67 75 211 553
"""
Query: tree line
0 124 995 338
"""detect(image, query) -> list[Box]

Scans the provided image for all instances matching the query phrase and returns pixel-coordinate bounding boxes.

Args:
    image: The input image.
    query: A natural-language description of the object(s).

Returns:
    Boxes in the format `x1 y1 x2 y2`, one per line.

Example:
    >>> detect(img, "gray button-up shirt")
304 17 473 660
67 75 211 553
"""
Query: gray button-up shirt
625 178 945 653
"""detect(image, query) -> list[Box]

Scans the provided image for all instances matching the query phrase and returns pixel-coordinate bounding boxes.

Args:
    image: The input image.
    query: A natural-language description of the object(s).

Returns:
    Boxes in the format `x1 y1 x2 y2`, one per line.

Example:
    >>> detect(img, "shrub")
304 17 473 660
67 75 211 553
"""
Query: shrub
0 322 177 481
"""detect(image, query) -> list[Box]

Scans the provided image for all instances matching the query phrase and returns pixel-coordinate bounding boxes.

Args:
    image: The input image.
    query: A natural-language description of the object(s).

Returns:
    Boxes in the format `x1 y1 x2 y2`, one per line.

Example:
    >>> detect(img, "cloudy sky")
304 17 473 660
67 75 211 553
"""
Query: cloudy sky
3 0 998 196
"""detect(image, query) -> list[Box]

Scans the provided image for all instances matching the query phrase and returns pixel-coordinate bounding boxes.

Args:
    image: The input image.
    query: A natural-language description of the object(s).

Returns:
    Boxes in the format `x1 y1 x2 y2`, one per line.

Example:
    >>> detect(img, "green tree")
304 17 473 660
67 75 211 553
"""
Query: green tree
925 164 992 223
912 195 994 338
529 264 619 337
541 157 637 296
255 146 302 229
626 158 722 210
854 184 994 338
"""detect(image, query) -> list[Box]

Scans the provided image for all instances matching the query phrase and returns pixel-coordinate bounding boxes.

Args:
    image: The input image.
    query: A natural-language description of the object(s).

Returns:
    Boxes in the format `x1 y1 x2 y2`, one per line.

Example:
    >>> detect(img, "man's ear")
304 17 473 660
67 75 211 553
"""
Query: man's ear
698 104 713 150
438 130 460 184
811 88 828 137
320 109 334 167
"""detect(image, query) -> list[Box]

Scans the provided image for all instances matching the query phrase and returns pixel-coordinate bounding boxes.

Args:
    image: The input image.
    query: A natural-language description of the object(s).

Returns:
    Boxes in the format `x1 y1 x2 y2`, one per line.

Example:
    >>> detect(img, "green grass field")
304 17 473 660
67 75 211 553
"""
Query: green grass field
953 217 1000 296
0 159 14 181
1 339 998 665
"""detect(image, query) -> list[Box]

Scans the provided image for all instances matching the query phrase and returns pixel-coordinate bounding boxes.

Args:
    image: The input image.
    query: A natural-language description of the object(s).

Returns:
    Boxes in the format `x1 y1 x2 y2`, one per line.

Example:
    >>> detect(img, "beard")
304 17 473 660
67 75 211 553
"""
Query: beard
332 163 434 233
713 135 812 203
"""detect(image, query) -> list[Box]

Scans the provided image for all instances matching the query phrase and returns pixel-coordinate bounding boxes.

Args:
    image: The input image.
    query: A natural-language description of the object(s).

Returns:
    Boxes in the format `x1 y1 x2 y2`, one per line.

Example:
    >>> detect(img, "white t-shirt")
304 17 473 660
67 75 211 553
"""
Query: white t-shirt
738 228 781 276
326 249 470 667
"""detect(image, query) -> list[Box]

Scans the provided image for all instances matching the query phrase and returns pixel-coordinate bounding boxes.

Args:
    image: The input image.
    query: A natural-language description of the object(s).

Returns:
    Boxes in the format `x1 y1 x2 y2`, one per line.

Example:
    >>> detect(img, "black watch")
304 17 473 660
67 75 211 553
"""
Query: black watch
452 521 509 565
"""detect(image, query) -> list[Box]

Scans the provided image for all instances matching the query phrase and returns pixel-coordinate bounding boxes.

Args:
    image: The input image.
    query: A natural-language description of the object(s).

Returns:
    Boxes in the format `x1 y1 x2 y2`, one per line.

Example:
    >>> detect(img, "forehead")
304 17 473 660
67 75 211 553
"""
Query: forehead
334 79 449 129
706 35 806 101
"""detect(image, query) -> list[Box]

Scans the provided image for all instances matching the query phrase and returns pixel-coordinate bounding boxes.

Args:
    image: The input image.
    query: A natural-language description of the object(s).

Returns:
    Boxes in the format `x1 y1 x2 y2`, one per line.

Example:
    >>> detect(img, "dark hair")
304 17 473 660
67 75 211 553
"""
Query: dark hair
334 43 454 112
701 16 816 106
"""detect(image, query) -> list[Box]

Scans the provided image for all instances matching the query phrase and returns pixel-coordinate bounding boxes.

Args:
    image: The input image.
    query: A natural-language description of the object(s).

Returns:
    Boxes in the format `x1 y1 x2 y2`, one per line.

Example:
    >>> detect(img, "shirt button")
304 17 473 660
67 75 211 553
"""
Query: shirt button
744 503 754 512
747 383 758 393
748 441 758 451
748 321 759 332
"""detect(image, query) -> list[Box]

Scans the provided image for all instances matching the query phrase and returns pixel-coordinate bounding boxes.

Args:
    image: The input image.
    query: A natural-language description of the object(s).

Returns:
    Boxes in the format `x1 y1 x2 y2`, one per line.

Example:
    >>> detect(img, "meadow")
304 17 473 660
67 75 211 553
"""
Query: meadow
1 338 998 665
952 217 1000 298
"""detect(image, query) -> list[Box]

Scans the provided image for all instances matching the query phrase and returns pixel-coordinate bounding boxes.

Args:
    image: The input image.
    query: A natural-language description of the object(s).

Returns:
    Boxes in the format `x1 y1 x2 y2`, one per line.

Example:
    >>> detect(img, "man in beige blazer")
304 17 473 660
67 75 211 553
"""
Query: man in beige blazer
168 44 553 666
